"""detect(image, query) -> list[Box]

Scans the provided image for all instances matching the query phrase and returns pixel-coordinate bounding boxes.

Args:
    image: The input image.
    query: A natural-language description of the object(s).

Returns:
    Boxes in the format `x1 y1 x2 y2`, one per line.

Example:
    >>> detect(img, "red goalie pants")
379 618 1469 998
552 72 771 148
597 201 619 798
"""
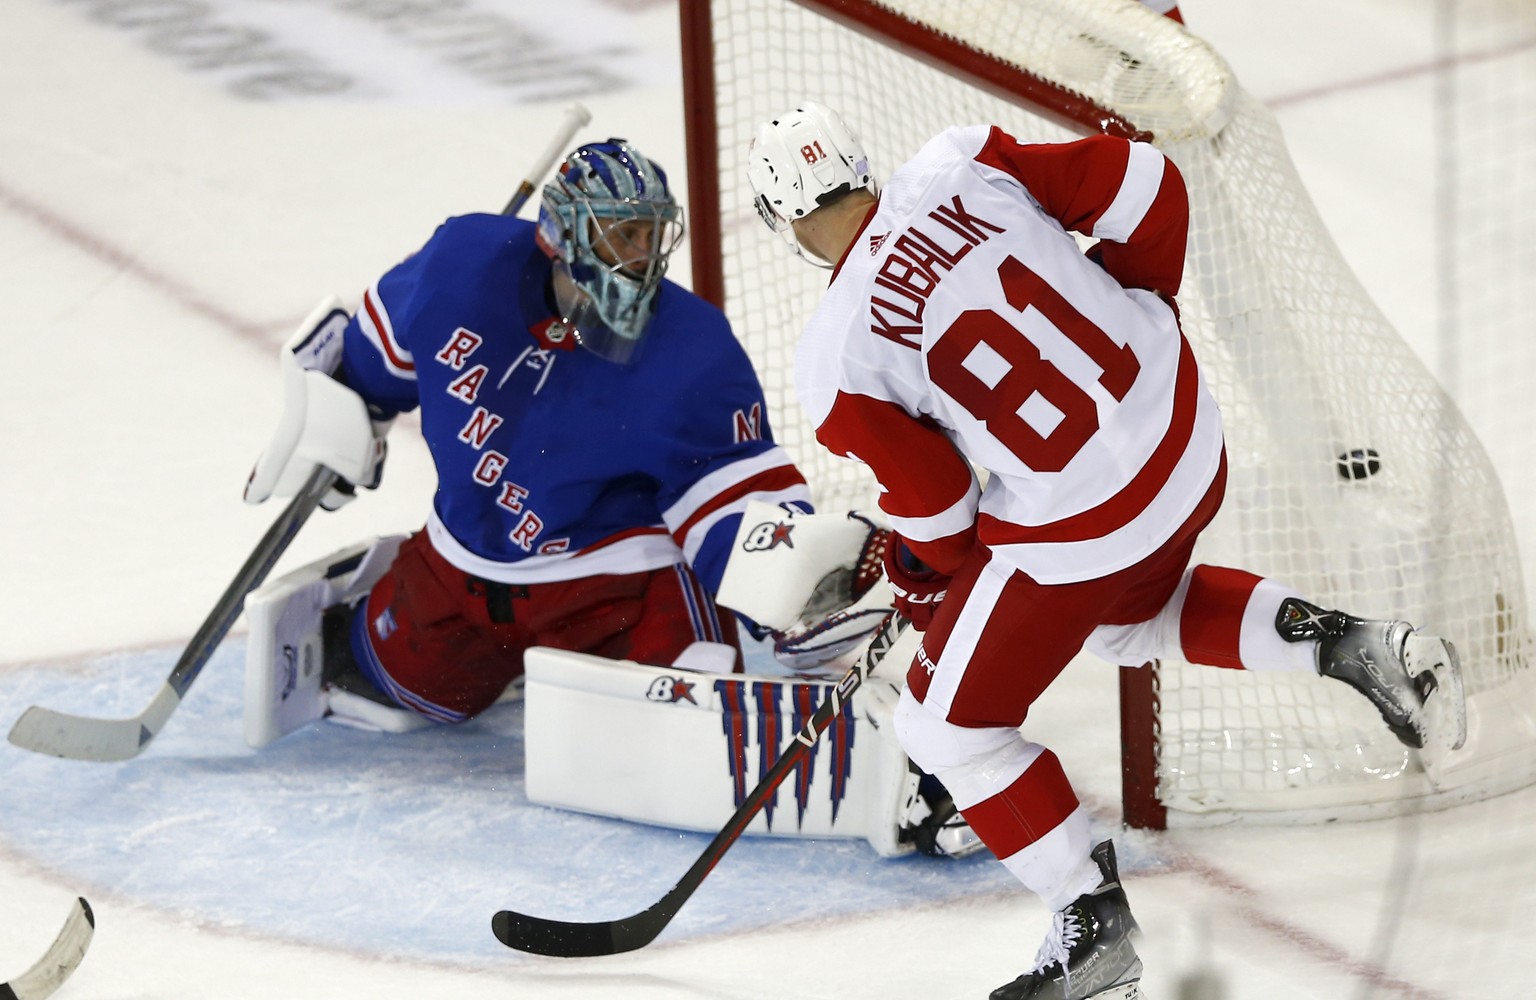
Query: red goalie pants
350 531 740 723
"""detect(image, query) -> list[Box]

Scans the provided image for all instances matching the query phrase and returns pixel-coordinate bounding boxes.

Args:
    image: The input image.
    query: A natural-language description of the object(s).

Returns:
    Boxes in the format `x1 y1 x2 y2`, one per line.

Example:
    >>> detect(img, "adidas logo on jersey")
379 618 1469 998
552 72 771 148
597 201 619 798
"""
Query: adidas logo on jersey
869 232 889 254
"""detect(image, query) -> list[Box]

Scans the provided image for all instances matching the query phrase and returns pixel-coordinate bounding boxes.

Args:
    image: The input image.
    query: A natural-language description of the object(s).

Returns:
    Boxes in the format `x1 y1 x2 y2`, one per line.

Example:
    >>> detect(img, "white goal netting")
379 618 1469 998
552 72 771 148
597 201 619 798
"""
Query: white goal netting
683 0 1536 823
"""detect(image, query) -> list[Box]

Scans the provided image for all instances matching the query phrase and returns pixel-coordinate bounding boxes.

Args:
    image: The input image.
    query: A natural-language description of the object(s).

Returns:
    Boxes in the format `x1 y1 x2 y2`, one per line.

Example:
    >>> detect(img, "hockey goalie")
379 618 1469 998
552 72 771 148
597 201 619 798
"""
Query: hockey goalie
239 136 975 858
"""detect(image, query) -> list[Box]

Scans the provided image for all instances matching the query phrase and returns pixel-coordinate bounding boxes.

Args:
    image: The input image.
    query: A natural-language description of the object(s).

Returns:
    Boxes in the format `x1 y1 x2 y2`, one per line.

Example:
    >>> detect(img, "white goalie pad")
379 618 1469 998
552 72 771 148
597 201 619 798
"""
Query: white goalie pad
716 500 890 630
523 625 926 856
244 296 378 505
242 534 407 747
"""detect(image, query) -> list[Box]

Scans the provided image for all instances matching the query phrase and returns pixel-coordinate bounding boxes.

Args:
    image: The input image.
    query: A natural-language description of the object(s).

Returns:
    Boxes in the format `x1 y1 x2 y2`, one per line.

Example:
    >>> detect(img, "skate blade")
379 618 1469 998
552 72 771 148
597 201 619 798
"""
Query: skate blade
1087 959 1144 1000
1406 635 1468 789
1407 634 1468 753
1088 983 1143 1000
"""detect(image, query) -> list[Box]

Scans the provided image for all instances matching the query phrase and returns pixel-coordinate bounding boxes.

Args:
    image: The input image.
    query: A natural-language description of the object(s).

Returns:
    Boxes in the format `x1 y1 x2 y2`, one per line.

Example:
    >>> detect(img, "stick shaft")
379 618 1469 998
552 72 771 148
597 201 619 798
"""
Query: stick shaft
169 467 335 697
502 103 593 216
6 468 334 761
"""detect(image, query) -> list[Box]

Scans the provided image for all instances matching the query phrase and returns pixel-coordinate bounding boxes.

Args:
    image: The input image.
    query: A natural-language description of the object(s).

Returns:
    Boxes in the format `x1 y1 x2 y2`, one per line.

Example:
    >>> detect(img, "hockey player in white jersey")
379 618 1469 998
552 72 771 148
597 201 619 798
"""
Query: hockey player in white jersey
746 102 1468 999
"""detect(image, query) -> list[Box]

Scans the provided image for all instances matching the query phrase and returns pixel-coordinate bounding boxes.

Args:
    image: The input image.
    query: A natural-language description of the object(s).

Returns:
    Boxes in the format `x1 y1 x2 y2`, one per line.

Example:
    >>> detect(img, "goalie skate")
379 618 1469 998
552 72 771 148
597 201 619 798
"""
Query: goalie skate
1278 598 1468 755
900 770 987 859
991 841 1143 1000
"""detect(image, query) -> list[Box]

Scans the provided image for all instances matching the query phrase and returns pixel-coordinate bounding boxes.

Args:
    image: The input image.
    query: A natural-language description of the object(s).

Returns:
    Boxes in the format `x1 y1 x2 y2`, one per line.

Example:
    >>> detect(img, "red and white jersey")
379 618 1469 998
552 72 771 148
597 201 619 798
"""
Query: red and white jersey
795 126 1226 584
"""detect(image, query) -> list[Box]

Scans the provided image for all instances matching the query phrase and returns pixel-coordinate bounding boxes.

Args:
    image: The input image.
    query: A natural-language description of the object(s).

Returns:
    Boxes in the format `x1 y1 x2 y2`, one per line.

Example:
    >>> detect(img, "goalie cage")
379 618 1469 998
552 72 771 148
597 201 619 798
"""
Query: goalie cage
679 0 1536 828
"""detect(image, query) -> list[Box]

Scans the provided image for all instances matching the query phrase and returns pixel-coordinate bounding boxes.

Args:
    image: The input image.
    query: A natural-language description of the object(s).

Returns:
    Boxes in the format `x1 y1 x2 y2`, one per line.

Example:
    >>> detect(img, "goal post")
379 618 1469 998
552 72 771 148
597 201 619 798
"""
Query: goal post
679 0 1536 827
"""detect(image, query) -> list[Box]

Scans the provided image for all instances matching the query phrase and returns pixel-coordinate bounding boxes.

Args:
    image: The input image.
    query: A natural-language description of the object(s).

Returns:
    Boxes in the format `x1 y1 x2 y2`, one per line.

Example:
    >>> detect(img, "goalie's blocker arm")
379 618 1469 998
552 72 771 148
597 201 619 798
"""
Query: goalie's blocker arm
244 296 392 512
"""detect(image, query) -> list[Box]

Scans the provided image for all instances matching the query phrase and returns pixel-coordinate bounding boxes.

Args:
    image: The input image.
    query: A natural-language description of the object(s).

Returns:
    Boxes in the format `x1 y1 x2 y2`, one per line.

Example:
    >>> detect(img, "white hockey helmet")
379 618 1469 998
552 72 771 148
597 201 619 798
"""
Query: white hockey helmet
746 101 876 267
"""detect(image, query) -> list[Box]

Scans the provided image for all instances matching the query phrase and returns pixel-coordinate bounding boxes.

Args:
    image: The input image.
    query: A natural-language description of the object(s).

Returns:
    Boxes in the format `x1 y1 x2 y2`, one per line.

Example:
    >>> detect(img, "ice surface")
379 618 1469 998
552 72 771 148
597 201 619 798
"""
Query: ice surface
2 0 1534 997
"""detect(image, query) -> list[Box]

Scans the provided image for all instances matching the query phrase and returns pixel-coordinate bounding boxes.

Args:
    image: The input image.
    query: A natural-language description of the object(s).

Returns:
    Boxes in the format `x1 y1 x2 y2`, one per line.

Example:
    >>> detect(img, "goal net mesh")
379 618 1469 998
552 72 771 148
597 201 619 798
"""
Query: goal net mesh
683 0 1536 823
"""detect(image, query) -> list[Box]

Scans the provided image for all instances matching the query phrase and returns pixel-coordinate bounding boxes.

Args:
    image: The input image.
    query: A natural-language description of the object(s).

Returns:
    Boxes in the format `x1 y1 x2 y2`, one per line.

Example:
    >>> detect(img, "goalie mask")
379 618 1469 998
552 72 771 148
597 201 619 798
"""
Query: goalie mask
746 100 876 267
537 139 684 364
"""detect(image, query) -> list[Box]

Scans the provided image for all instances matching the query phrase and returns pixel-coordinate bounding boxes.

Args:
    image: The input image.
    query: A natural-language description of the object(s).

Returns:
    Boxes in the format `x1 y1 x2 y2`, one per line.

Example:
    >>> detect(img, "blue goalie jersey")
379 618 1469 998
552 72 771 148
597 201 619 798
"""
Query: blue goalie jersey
338 213 811 593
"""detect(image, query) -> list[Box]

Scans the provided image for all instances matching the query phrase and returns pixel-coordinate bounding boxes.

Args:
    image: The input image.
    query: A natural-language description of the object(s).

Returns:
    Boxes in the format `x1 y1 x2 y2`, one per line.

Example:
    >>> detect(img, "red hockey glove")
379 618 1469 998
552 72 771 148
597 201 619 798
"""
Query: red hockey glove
882 536 951 631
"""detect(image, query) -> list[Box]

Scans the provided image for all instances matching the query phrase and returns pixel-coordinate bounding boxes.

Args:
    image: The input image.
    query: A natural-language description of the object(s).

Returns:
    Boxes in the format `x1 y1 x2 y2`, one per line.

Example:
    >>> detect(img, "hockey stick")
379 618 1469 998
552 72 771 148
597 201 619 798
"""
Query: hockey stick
0 897 95 1000
6 104 594 764
8 467 338 762
491 611 907 957
503 103 593 216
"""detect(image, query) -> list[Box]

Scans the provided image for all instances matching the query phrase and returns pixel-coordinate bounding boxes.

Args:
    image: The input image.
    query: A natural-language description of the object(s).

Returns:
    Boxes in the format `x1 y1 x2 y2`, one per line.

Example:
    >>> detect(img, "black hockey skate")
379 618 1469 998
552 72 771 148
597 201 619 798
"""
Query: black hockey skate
320 602 395 707
990 841 1143 1000
1277 597 1467 753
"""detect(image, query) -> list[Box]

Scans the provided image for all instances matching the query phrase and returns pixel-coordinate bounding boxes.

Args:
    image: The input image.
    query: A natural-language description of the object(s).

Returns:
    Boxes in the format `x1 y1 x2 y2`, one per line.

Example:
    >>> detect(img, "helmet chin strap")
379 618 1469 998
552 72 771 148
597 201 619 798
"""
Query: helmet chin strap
785 224 837 269
791 189 878 270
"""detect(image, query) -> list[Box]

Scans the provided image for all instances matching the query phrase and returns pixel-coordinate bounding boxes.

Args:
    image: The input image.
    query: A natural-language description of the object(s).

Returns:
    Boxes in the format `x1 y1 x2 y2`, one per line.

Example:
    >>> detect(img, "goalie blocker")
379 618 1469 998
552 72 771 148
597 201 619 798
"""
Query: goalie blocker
243 534 425 744
246 529 566 744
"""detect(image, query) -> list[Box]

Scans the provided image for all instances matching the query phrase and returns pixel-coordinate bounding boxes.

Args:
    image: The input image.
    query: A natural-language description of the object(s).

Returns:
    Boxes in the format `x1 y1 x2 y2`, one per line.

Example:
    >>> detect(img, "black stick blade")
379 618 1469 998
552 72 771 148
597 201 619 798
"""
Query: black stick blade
491 906 668 957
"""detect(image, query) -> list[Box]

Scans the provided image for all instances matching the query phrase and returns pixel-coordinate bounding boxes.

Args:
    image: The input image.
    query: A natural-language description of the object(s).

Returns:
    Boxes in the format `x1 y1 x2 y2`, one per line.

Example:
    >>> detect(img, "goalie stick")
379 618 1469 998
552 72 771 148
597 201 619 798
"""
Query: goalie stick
502 103 593 216
0 897 95 1000
7 466 338 762
6 103 594 763
491 611 906 957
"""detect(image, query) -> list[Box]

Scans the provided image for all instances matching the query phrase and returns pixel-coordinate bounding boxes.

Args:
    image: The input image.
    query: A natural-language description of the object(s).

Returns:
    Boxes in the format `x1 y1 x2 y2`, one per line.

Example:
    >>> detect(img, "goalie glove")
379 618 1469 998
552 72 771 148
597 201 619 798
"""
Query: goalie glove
883 535 949 631
716 502 895 670
769 515 893 670
774 516 897 672
770 575 894 670
244 296 391 511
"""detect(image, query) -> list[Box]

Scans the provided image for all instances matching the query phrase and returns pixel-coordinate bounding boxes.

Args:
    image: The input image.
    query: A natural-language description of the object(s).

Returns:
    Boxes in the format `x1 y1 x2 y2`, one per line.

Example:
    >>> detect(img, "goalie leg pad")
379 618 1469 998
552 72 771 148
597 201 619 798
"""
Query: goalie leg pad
523 645 919 855
242 534 406 747
670 641 740 674
855 668 923 858
324 686 434 734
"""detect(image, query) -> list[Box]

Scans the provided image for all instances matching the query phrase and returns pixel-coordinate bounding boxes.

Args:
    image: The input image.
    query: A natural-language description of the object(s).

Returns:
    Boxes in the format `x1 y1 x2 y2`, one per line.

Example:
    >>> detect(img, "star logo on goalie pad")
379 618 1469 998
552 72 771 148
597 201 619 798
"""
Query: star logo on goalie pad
645 675 699 705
